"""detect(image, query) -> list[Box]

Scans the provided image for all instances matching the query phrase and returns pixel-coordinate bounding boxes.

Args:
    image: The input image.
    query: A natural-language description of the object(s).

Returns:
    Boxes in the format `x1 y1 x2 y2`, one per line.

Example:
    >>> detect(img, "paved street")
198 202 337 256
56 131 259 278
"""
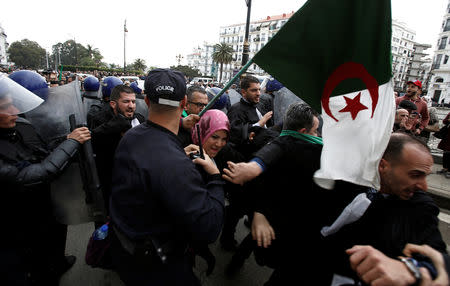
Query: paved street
60 218 272 286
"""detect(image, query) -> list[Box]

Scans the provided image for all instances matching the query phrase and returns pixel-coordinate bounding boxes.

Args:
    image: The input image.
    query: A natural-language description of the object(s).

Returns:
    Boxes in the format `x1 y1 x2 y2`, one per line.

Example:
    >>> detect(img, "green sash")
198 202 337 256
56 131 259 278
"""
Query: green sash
279 129 323 145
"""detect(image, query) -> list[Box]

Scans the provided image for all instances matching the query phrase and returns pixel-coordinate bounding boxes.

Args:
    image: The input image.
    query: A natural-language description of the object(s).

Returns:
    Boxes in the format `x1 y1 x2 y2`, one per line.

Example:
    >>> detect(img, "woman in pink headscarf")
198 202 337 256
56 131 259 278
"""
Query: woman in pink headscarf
189 109 230 159
184 109 230 276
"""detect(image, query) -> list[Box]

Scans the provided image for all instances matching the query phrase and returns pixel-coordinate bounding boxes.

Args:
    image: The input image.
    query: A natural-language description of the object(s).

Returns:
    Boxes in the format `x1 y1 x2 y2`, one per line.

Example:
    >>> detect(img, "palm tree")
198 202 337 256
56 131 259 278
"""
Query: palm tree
133 58 147 73
212 43 234 83
86 44 94 59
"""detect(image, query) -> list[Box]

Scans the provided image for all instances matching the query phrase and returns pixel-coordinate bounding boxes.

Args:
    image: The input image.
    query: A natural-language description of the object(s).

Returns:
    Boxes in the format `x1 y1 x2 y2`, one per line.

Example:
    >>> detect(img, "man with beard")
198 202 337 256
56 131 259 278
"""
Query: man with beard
90 84 145 215
395 80 429 135
227 75 273 145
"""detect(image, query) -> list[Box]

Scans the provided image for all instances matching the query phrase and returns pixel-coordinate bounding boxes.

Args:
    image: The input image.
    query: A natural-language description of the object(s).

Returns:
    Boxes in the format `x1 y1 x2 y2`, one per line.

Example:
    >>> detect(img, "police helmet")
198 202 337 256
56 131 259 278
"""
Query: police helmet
9 70 49 100
130 81 142 95
265 79 283 92
101 76 123 99
84 76 100 91
206 87 228 110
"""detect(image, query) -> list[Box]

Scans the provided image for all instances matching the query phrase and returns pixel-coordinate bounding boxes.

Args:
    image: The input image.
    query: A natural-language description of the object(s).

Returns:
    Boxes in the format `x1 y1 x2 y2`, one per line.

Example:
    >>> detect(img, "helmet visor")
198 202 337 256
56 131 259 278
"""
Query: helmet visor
0 73 44 115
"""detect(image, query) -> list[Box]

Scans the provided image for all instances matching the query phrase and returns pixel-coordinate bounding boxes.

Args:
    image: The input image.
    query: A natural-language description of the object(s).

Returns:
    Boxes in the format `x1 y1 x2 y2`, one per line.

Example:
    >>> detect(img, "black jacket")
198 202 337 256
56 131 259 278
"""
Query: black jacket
324 190 449 282
89 104 145 205
0 120 80 244
110 120 224 245
248 135 332 284
227 98 269 145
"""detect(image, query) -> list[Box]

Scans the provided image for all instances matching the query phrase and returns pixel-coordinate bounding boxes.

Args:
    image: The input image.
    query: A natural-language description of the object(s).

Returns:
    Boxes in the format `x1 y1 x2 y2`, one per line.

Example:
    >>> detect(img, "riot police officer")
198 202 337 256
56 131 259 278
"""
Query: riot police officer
109 69 225 285
0 73 91 285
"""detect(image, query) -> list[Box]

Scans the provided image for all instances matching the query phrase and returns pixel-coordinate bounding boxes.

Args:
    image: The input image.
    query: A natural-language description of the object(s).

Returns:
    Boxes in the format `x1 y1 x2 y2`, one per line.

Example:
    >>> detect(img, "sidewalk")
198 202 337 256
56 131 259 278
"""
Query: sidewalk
427 162 450 208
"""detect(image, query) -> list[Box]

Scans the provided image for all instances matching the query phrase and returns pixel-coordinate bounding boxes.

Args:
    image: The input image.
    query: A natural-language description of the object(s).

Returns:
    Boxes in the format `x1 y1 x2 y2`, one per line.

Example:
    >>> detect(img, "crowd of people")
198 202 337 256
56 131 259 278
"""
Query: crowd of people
393 80 450 179
1 67 450 286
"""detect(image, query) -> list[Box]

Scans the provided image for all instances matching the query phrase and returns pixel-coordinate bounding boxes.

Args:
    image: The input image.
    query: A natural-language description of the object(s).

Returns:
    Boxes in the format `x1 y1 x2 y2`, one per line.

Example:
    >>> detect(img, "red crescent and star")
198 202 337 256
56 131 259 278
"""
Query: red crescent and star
321 62 379 122
338 92 368 120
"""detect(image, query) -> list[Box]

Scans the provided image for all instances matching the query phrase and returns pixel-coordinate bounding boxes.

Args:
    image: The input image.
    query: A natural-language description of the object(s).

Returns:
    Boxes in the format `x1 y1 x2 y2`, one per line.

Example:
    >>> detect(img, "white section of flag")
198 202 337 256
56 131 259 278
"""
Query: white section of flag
314 80 395 190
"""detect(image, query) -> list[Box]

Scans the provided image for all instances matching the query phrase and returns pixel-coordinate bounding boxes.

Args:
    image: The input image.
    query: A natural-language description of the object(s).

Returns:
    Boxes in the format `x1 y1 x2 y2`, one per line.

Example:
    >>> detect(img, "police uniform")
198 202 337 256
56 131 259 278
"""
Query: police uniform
109 69 225 286
0 118 80 285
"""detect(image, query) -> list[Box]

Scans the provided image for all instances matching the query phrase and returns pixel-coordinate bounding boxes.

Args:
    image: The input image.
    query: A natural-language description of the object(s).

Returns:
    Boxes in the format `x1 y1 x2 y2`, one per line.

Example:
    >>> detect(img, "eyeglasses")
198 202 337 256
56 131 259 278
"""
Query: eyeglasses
188 101 207 108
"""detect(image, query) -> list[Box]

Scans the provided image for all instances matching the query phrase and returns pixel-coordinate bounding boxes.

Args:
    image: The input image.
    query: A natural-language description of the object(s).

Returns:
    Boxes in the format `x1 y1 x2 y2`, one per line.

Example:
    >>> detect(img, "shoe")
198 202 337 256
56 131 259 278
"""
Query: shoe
225 254 245 277
437 169 448 174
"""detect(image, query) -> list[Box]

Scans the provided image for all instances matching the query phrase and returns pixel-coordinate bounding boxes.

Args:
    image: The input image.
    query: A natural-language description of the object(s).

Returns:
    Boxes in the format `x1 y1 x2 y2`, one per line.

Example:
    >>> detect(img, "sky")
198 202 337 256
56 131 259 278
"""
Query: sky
1 0 448 68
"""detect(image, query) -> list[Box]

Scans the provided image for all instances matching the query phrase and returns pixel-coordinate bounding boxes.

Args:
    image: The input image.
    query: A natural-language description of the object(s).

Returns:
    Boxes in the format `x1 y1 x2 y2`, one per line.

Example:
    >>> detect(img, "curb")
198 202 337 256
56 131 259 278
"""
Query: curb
432 153 443 165
428 188 450 210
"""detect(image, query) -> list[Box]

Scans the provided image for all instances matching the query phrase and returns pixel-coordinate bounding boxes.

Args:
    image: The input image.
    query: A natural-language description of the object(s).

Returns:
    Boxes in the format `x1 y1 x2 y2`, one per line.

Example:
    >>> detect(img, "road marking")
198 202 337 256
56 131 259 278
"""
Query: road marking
438 212 450 224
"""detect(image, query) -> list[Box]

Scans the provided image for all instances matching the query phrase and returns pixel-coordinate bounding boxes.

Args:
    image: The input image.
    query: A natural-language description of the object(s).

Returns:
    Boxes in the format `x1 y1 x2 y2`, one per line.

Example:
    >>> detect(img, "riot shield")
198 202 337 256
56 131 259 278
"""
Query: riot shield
228 88 242 106
24 80 106 225
82 90 103 116
273 87 306 126
135 94 149 118
25 80 86 142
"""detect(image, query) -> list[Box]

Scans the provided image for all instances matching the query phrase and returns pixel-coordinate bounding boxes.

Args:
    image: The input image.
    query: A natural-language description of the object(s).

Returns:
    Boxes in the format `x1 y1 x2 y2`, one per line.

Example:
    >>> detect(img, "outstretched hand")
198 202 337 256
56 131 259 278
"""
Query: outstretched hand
222 161 262 185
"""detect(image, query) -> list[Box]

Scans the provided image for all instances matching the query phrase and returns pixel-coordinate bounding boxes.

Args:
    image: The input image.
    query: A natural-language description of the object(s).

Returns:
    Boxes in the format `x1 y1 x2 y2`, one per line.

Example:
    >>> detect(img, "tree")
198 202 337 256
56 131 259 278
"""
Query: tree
132 58 147 73
51 40 101 68
8 39 46 69
170 65 201 78
86 44 103 67
212 43 234 82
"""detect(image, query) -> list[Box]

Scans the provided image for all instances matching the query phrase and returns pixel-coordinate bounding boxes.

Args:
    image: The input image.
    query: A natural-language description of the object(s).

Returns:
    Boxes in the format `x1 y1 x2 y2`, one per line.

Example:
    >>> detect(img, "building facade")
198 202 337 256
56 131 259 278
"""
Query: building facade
428 0 450 105
406 43 432 91
186 42 218 78
391 19 416 91
0 24 8 66
218 12 294 82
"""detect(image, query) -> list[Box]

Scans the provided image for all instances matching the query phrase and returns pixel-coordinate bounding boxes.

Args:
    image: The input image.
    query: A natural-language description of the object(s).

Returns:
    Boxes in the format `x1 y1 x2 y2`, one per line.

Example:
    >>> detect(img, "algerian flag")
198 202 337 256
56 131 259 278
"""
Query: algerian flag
252 0 395 190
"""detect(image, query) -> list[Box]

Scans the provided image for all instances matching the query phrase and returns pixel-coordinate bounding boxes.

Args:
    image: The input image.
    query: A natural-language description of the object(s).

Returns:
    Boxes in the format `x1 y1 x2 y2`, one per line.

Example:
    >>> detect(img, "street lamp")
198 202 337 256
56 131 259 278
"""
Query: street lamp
241 0 252 67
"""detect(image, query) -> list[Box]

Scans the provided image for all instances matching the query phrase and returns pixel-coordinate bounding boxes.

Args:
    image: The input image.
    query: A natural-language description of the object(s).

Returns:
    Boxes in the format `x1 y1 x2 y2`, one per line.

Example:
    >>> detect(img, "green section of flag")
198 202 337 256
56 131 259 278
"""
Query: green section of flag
253 0 392 112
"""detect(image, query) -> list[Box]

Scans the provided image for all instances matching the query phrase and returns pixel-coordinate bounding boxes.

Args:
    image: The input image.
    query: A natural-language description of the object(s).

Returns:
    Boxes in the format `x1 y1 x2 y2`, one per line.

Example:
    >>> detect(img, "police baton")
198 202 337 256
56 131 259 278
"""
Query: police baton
69 114 107 223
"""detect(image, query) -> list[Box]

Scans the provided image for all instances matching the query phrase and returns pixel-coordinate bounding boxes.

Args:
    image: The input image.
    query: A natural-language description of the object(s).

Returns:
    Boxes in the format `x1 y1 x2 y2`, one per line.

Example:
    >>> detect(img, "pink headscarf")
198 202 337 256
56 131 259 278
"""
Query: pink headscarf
192 109 230 145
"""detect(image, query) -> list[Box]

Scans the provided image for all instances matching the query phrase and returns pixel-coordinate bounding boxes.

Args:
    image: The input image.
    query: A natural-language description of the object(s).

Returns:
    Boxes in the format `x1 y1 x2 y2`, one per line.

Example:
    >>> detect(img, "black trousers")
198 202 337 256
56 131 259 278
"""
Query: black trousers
111 235 200 286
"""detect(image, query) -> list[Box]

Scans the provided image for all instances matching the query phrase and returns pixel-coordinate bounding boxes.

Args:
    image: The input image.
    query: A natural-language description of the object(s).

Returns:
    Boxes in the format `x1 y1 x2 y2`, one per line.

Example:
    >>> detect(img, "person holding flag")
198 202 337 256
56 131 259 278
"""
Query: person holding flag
249 0 395 191
216 0 447 284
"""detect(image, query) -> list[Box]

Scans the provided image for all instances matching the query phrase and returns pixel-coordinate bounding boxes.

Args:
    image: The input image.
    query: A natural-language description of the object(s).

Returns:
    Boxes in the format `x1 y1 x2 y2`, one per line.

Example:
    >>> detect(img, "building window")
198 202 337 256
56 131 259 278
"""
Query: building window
436 77 444 82
439 37 448 49
433 54 443 69
444 55 449 64
444 19 450 32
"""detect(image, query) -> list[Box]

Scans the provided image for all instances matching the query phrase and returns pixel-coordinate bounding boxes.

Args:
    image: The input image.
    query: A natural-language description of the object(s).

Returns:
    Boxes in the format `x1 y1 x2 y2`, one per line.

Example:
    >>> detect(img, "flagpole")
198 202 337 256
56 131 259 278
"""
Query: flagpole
124 19 127 73
199 58 253 117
